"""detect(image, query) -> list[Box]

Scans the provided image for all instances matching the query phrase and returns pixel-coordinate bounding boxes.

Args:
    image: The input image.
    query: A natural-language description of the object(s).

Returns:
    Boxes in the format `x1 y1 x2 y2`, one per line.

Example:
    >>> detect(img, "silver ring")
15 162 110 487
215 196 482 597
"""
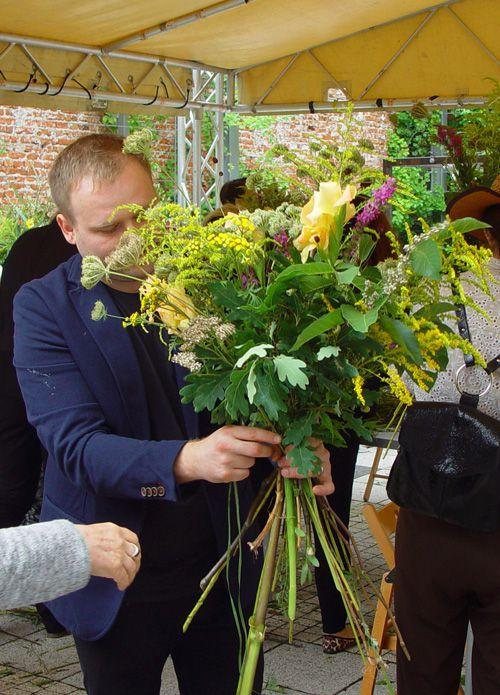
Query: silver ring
454 363 492 398
129 543 140 558
320 465 324 475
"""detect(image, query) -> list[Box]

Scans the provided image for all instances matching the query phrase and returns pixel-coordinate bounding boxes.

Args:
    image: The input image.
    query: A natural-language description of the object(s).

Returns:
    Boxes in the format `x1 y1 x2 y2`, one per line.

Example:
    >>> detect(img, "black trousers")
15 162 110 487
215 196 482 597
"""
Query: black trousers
313 437 359 634
74 585 263 695
395 508 500 695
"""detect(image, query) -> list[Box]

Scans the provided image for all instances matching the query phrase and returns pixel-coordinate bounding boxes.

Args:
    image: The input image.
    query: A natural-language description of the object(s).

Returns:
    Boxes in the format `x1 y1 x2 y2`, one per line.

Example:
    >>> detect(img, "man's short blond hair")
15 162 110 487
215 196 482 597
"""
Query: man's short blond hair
49 133 152 221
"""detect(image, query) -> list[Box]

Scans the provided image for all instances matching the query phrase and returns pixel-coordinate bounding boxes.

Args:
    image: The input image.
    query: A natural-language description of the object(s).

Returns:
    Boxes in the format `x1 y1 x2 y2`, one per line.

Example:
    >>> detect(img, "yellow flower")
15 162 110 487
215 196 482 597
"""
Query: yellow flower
353 375 366 406
156 285 197 336
25 218 35 229
294 182 357 262
384 365 413 406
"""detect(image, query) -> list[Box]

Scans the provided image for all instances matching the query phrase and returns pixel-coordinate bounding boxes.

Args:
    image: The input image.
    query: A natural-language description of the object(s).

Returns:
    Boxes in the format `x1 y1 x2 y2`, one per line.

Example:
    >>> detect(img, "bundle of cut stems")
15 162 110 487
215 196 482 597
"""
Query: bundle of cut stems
183 466 401 695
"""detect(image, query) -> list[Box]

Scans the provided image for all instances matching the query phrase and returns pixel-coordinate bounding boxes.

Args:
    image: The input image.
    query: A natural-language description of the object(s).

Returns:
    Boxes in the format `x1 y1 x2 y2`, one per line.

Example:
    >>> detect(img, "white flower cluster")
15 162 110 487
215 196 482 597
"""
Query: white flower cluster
363 221 450 305
401 220 448 255
181 316 236 346
171 351 202 372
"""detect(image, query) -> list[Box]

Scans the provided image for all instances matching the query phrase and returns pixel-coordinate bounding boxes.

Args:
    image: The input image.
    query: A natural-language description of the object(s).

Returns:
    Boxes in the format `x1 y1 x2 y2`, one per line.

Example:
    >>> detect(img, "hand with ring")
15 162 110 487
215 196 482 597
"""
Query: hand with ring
75 523 141 591
277 437 334 496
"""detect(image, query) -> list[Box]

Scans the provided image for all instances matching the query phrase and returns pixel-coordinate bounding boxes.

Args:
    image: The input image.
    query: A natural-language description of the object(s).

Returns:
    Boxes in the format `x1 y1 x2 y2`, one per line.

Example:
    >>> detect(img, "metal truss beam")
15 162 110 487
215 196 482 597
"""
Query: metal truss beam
176 70 225 209
103 0 257 53
234 96 486 115
0 32 230 74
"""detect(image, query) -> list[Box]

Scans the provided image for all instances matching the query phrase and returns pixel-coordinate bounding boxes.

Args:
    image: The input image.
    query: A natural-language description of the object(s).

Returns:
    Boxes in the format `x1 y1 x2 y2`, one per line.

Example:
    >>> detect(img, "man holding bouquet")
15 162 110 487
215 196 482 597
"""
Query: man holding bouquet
13 133 333 695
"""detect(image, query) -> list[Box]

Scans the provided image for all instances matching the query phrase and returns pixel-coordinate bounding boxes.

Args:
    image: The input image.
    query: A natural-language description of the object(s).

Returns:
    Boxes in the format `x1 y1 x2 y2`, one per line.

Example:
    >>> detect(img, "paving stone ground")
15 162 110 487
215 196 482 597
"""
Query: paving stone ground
0 447 396 695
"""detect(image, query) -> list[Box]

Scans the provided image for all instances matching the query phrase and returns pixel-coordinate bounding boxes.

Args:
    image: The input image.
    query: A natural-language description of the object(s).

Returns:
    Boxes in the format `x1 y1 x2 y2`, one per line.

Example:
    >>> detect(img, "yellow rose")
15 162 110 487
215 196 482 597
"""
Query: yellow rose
295 182 357 262
156 285 197 335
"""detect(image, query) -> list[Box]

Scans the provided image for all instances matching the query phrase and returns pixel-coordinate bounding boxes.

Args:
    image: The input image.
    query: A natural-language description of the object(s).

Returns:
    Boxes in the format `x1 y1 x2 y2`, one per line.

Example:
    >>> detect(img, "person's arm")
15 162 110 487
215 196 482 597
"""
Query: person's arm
0 520 142 609
0 519 89 608
13 284 186 501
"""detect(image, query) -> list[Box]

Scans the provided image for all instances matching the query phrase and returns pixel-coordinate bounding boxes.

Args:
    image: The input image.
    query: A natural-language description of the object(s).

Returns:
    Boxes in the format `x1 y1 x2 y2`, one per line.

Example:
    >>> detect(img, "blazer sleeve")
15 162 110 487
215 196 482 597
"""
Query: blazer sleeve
0 520 90 609
13 284 185 502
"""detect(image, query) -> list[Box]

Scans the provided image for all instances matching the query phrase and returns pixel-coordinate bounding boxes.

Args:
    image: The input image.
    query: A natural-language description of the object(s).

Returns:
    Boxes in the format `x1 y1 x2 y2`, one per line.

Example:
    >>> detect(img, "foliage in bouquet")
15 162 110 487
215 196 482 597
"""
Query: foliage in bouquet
82 147 492 693
239 105 393 214
84 189 491 473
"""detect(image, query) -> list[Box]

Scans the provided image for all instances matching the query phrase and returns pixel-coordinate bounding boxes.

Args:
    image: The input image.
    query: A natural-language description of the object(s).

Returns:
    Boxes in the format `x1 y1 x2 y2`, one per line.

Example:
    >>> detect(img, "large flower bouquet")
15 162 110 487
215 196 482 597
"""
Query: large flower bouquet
83 169 491 692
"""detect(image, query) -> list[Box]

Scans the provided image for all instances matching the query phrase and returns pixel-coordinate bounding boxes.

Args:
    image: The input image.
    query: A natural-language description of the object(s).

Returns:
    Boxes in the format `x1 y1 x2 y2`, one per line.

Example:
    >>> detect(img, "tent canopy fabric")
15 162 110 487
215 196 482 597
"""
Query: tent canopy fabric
0 0 498 114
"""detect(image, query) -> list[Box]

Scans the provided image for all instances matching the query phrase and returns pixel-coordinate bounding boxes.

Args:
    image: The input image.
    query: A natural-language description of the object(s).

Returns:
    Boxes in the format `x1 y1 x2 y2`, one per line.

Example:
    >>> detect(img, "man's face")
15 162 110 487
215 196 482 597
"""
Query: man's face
57 158 155 291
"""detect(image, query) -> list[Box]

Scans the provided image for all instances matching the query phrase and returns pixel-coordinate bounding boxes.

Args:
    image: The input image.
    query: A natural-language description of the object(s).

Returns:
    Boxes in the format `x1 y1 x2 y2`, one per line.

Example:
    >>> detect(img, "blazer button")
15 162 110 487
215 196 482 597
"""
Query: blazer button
140 486 147 497
151 487 158 497
157 485 165 497
146 486 152 497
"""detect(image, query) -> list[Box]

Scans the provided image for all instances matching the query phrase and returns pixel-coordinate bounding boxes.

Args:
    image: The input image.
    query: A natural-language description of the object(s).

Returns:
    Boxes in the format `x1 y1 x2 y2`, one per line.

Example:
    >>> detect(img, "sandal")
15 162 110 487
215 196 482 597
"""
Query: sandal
322 633 356 654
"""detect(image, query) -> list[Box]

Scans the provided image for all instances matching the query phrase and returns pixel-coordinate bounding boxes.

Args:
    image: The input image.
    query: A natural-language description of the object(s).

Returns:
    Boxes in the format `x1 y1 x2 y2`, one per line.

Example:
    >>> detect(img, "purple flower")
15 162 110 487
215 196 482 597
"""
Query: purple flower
273 229 291 257
373 177 397 206
273 229 289 247
241 267 259 289
356 178 396 229
356 200 380 228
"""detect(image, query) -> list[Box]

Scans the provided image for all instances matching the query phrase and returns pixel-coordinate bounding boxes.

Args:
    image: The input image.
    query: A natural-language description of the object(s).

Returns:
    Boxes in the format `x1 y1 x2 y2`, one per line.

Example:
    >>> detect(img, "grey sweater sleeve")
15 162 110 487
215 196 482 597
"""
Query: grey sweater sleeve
0 519 91 609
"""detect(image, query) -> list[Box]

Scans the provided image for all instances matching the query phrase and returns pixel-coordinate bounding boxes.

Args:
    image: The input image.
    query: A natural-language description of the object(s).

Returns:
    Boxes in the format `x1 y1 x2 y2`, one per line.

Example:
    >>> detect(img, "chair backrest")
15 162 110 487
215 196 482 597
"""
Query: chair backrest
362 502 399 569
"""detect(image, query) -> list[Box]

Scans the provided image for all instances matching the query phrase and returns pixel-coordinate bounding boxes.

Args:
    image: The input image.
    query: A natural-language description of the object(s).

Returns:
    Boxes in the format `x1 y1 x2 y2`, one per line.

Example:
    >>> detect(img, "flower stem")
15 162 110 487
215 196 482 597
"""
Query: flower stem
283 477 297 643
236 482 284 695
199 470 277 592
182 563 225 633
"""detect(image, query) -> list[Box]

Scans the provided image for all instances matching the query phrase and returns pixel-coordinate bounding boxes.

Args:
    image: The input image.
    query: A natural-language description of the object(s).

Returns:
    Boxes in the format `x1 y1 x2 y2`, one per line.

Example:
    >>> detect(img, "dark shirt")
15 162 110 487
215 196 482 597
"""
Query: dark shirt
106 288 218 600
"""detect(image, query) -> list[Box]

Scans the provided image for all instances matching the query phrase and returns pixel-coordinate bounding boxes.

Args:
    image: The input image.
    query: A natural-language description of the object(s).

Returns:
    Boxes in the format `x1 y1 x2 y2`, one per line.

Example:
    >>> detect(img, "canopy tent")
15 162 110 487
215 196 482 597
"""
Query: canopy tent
0 0 498 116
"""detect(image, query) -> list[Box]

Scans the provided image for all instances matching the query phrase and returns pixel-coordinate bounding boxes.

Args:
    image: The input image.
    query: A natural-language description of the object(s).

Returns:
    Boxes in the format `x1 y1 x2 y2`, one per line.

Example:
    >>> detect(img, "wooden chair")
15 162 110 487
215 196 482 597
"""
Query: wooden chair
360 502 399 695
360 502 464 695
363 431 399 503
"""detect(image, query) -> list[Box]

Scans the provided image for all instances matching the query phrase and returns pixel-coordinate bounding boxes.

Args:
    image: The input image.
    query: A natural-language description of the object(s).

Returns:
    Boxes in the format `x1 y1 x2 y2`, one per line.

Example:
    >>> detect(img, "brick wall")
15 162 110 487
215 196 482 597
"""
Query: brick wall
0 106 390 209
0 107 177 209
239 111 390 171
0 107 106 207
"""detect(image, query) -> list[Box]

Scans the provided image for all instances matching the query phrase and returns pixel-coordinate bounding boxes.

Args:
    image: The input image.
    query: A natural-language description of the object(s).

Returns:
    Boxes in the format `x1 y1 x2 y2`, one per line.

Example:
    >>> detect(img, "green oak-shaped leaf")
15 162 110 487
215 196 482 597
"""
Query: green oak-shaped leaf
317 346 340 361
286 442 321 476
225 369 250 420
235 343 274 368
253 363 288 422
282 414 314 449
180 371 230 412
247 362 257 404
273 355 309 389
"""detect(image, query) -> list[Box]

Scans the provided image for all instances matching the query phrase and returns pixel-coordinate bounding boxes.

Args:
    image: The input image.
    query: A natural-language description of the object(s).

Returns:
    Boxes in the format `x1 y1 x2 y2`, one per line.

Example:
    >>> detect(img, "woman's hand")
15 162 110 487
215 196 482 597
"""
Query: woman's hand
75 522 141 591
277 437 334 496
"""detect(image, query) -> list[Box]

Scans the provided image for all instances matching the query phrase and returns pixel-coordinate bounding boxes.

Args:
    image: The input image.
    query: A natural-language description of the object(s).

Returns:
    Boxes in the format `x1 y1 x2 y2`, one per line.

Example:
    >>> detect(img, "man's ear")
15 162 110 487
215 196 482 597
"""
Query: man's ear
56 213 77 245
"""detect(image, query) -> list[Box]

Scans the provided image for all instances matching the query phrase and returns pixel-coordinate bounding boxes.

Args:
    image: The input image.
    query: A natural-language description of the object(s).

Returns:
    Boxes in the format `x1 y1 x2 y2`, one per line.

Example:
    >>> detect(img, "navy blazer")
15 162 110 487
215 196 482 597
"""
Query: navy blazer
13 255 264 640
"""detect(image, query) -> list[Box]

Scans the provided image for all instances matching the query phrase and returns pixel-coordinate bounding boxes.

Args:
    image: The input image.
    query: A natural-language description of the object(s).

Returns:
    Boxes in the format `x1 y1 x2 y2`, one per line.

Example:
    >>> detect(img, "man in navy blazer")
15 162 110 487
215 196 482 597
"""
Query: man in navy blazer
13 134 333 695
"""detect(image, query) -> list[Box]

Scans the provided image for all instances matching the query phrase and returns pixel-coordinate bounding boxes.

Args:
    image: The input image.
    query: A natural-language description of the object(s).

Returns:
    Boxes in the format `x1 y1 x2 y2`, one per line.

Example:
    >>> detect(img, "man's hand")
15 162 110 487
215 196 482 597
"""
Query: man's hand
75 523 141 591
278 437 334 496
174 425 282 484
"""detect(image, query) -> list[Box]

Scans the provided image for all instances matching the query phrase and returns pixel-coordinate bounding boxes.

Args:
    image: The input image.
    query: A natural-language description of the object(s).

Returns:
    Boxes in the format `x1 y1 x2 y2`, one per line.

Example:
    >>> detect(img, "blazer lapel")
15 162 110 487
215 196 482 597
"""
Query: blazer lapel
68 258 150 439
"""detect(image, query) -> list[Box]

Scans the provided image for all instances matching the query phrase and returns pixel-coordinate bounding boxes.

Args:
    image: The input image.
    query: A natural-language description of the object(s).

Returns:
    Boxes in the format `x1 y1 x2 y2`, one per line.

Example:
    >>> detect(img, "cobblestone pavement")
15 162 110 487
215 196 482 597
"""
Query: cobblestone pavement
0 447 396 694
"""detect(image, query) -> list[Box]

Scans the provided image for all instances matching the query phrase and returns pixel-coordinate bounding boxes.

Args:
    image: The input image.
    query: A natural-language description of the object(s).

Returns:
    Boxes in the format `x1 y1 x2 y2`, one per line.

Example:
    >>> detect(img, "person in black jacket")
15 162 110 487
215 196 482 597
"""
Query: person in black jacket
0 218 76 636
0 218 76 527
